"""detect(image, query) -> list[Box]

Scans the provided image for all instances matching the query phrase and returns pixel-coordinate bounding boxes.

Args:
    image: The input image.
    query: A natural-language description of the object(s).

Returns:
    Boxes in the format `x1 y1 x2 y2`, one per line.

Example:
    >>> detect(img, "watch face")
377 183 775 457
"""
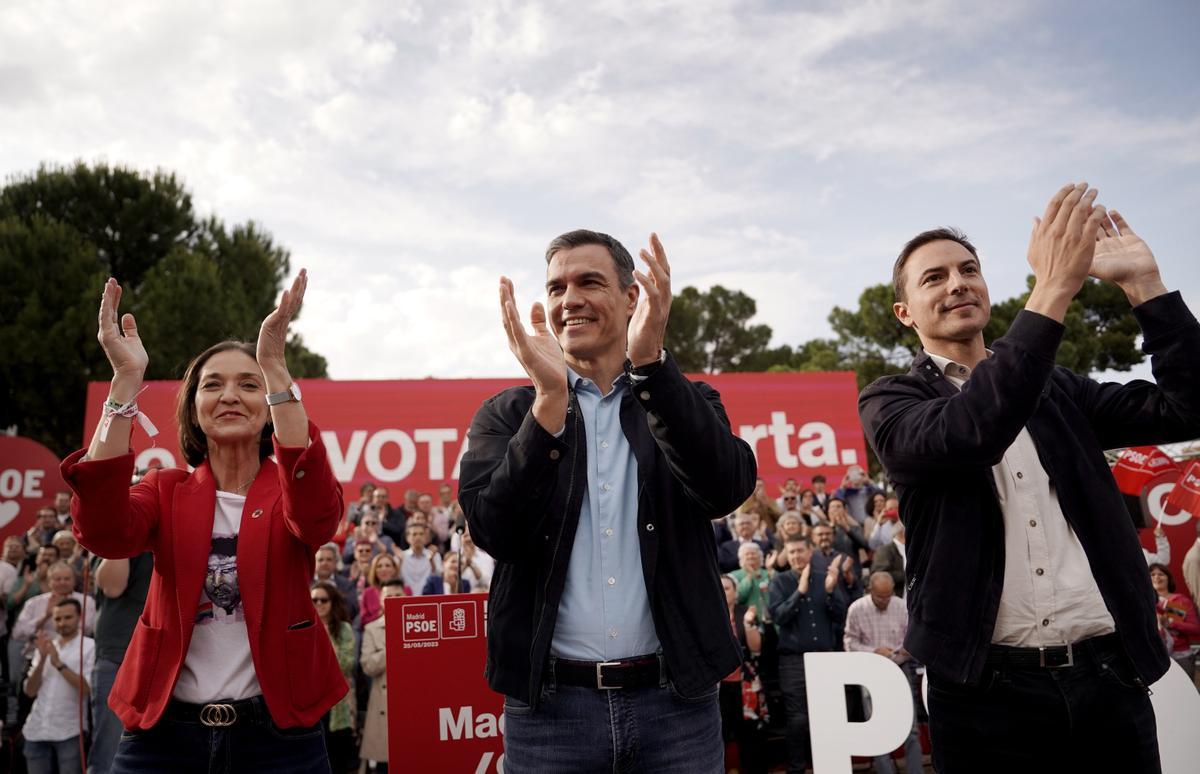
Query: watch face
290 382 302 401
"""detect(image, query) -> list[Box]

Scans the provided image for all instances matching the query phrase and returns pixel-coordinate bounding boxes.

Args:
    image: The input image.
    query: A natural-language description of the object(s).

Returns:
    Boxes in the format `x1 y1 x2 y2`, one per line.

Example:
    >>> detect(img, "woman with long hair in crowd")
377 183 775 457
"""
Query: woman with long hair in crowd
63 271 347 773
359 552 400 625
312 581 357 773
1150 563 1200 680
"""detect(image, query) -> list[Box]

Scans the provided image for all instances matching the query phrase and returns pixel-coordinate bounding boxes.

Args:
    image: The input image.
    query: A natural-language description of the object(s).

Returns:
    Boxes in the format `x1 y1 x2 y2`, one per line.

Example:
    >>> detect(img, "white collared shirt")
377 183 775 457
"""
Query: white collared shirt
24 633 95 742
929 352 1115 647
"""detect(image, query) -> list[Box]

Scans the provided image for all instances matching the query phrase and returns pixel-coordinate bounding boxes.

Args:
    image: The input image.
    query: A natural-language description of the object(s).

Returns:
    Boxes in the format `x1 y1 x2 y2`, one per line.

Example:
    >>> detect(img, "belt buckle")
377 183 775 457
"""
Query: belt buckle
596 661 621 690
1039 642 1074 669
199 702 237 727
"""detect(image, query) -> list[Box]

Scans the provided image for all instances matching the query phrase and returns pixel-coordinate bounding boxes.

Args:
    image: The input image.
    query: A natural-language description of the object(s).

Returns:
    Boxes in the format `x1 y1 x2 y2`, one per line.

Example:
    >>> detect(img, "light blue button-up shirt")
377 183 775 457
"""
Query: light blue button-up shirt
550 368 661 661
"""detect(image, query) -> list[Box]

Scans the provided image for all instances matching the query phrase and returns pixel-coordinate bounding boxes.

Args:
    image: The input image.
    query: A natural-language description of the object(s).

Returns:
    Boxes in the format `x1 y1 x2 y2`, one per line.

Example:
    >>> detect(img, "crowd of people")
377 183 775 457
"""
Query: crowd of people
2 464 1199 773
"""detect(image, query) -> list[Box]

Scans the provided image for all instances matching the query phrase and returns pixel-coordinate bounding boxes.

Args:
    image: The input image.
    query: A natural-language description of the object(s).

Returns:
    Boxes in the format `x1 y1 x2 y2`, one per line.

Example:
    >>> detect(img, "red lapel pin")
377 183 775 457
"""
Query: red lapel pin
251 508 264 519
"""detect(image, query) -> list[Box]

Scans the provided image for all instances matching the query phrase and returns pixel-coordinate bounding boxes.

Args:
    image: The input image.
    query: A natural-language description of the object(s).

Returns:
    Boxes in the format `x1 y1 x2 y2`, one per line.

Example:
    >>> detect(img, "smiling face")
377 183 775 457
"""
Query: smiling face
193 349 270 452
48 564 75 596
786 540 813 572
1150 566 1170 594
894 240 990 352
546 243 639 364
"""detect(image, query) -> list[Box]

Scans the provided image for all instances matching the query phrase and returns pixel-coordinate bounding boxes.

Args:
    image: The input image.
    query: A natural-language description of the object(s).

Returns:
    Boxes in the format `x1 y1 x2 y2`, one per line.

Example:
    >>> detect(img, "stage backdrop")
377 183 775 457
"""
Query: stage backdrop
84 372 867 499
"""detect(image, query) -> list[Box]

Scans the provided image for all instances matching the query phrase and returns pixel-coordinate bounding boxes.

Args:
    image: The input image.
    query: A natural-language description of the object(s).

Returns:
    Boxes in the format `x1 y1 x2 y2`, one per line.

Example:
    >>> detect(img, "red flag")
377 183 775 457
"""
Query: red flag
1165 459 1200 516
1112 446 1178 496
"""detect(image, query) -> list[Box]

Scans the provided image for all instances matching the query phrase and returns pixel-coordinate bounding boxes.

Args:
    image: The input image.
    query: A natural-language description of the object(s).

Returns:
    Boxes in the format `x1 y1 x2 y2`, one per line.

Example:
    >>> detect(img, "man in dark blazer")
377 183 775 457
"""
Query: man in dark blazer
859 183 1200 772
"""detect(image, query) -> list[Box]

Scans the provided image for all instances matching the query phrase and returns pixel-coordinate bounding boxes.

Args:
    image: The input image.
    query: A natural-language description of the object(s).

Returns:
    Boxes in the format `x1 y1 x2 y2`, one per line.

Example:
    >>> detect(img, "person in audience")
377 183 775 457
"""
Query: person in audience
399 523 441 595
341 507 396 564
360 553 401 625
718 512 772 573
1184 520 1200 610
313 543 359 622
346 481 376 525
731 543 772 627
769 536 848 774
871 520 909 597
6 544 57 724
834 465 881 525
1142 522 1171 565
25 507 61 553
22 598 94 774
843 572 923 774
360 580 404 772
90 552 153 774
451 525 494 592
867 497 902 550
795 489 825 526
809 475 831 514
421 552 471 595
12 562 96 657
312 581 357 773
1150 563 1200 680
719 574 767 774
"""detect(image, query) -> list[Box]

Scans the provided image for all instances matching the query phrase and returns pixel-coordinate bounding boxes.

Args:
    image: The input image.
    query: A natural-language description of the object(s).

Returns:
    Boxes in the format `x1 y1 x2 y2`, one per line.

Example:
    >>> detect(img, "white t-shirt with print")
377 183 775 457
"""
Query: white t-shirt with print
173 492 262 703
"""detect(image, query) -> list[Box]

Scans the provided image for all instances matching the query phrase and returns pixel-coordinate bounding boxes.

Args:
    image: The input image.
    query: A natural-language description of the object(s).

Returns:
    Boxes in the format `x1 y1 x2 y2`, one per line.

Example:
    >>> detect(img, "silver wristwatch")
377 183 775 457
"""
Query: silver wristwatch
265 382 303 406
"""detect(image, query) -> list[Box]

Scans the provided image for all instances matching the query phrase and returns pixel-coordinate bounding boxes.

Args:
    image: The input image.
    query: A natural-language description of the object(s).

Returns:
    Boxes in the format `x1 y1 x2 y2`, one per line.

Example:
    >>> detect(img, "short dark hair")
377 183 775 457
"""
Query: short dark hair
811 475 826 485
784 535 813 547
827 497 847 510
54 597 82 616
544 230 635 290
380 579 405 590
176 341 274 467
893 227 979 302
1149 563 1176 593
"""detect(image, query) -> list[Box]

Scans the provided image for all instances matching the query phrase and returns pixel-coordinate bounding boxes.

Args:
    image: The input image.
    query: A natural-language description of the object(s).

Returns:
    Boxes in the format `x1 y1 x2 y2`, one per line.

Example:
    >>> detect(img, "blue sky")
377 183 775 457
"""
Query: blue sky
2 0 1197 381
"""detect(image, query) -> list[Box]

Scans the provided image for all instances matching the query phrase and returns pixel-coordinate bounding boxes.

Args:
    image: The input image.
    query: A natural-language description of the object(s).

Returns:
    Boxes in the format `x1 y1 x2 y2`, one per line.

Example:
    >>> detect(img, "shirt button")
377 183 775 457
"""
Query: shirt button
1041 618 1050 627
603 483 613 492
601 441 609 449
646 523 655 532
639 391 650 400
1036 568 1045 576
294 469 305 479
607 577 616 586
609 629 619 638
1029 519 1037 528
604 528 614 537
549 449 561 460
1016 472 1024 479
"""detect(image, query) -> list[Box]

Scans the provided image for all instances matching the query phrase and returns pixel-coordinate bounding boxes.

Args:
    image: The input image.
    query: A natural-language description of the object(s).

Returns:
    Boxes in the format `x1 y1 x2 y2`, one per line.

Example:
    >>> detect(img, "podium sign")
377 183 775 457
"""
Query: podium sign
386 593 505 773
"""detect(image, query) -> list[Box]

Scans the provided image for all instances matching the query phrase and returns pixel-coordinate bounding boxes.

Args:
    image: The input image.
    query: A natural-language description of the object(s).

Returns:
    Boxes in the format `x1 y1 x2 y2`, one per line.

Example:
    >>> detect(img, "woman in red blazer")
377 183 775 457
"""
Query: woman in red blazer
63 271 346 773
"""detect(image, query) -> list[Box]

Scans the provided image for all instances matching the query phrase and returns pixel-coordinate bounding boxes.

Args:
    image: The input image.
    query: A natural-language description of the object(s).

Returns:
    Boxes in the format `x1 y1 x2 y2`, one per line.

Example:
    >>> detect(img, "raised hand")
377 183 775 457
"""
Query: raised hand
257 269 307 374
1025 183 1110 322
627 233 672 367
1092 210 1167 306
97 278 148 382
499 276 568 433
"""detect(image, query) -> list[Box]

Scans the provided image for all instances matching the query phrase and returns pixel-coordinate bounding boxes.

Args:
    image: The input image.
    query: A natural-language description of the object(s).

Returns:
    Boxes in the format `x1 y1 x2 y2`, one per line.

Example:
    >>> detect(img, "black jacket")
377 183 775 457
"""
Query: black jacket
460 353 757 704
859 292 1200 686
768 568 848 654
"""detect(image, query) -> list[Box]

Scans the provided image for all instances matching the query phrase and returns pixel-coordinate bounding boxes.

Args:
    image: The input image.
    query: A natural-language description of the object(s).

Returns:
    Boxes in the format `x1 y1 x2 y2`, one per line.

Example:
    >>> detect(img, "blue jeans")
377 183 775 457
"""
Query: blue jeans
24 736 83 774
110 699 330 774
503 679 722 773
89 657 121 774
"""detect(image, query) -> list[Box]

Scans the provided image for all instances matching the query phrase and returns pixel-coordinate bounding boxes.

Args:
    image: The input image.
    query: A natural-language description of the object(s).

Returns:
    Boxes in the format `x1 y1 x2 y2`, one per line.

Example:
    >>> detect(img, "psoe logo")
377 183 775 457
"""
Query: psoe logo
439 601 478 640
403 604 440 642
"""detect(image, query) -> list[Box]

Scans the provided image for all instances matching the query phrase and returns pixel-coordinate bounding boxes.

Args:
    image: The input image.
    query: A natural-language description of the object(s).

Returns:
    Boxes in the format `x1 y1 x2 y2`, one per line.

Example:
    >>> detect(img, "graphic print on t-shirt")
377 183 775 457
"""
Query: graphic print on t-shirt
195 534 243 624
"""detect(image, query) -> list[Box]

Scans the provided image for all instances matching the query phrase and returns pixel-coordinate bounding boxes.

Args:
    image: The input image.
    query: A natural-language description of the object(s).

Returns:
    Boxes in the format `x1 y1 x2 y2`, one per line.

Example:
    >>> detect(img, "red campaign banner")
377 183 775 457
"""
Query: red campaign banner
1165 460 1200 516
385 593 503 772
0 436 69 543
83 372 866 501
1112 446 1179 496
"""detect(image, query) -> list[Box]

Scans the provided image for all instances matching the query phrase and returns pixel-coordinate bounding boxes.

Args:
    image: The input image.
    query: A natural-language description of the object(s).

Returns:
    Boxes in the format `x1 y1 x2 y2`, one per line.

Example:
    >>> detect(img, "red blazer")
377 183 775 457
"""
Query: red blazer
62 422 347 730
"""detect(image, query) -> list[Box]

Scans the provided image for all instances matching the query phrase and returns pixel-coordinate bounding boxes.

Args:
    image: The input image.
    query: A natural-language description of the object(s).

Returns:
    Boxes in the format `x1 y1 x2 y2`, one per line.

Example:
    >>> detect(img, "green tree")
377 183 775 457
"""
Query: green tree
666 285 775 373
0 162 327 456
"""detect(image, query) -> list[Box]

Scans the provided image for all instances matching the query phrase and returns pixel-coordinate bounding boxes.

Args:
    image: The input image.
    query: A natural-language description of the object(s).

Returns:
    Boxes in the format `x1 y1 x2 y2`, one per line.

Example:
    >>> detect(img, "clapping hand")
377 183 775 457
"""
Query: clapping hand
825 554 845 593
499 276 568 433
1092 210 1168 306
97 278 149 408
627 234 672 367
1025 183 1110 321
34 631 55 659
257 269 307 378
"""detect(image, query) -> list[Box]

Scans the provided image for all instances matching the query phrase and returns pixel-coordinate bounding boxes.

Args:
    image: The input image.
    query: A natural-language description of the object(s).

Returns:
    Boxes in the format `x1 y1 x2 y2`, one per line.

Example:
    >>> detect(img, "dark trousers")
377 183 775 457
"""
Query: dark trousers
927 643 1160 774
777 653 813 774
111 697 331 774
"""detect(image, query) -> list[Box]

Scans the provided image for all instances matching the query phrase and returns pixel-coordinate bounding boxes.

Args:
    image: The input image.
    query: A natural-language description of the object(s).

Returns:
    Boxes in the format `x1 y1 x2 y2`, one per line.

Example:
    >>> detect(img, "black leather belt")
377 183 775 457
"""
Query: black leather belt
164 695 269 728
985 632 1122 670
552 654 662 690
